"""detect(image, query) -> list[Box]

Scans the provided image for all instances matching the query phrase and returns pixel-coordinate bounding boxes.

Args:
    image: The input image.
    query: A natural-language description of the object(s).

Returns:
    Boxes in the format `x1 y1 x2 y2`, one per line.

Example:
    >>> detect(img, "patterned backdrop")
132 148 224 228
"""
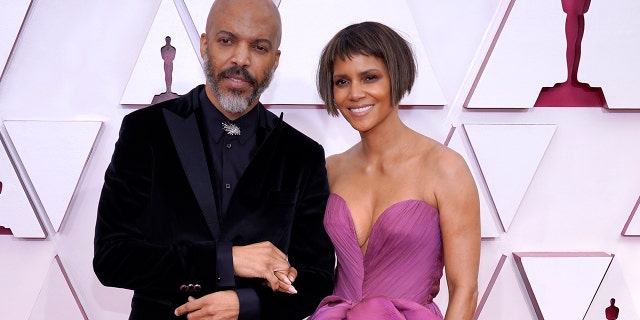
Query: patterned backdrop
0 0 639 319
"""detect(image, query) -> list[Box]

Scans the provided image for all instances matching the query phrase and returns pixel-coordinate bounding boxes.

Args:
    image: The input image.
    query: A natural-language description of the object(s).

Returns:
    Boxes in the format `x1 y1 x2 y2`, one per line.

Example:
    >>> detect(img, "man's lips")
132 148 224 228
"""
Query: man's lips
224 75 251 89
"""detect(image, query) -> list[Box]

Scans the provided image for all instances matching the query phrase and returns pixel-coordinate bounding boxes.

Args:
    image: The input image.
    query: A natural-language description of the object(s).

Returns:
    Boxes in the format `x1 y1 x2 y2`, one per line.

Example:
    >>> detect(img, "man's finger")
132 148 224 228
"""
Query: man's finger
174 297 199 316
261 241 288 260
174 304 188 316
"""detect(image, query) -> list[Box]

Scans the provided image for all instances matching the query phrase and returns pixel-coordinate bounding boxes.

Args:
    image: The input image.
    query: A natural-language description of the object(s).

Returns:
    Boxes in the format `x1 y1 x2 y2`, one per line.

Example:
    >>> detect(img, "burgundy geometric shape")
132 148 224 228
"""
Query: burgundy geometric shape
534 79 607 108
0 225 13 235
605 298 620 320
534 0 607 108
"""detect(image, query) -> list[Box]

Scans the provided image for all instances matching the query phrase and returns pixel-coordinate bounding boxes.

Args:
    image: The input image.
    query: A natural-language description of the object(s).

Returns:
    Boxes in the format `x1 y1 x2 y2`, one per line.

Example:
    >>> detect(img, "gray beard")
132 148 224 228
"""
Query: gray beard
203 55 274 114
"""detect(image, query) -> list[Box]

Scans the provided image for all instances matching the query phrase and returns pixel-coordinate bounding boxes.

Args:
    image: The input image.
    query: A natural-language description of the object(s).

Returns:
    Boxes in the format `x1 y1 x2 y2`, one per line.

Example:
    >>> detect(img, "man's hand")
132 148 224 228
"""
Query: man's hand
232 241 293 291
174 291 239 319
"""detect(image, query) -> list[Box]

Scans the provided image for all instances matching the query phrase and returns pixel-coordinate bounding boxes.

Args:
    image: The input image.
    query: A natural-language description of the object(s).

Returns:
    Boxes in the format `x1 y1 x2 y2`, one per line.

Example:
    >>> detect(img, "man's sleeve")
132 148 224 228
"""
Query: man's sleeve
93 113 220 296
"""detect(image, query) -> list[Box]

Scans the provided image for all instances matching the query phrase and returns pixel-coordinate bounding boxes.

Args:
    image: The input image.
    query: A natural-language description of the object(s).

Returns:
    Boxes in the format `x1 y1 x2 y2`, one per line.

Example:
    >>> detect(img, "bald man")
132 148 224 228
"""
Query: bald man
93 0 335 319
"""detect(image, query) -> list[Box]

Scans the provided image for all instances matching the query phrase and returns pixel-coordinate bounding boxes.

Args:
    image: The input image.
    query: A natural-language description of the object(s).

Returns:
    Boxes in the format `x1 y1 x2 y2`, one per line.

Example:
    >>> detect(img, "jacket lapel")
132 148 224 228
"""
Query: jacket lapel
240 110 283 193
163 108 220 239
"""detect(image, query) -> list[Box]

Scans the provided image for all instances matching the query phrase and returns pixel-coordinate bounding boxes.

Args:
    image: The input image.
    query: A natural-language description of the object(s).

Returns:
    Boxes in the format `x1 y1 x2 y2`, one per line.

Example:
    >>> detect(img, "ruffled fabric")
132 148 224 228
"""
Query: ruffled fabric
310 194 445 320
310 295 443 320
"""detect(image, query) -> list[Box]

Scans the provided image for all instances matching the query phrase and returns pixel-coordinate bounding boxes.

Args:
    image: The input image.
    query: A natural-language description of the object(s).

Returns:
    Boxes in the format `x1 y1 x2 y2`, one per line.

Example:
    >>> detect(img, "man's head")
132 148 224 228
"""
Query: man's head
200 0 282 119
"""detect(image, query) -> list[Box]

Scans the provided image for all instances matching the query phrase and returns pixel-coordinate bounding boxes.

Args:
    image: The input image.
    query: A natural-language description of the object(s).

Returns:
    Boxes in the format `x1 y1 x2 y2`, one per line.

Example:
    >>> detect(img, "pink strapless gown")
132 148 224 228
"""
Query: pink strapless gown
309 194 444 319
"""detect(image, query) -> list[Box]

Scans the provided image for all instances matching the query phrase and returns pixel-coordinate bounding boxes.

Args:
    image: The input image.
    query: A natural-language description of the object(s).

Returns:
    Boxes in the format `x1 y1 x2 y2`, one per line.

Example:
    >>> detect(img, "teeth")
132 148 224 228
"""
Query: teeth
351 105 372 113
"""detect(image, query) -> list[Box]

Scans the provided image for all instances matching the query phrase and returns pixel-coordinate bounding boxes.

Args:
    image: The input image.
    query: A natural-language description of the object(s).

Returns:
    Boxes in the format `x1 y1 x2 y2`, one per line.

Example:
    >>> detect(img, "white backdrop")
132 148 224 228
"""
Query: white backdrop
0 0 639 319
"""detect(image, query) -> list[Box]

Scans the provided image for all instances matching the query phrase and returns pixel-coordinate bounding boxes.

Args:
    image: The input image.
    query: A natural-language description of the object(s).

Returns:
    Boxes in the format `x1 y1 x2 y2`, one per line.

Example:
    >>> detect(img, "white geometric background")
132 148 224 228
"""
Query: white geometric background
0 0 639 319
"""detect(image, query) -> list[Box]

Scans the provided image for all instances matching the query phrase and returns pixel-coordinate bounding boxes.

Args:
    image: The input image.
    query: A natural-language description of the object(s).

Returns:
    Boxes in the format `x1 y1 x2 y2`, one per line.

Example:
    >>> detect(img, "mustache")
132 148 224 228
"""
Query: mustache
217 66 257 87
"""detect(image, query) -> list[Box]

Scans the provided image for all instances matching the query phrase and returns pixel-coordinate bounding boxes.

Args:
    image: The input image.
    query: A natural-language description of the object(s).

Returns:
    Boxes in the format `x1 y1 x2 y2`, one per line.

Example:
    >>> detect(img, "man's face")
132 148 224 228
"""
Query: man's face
202 48 274 114
200 1 281 115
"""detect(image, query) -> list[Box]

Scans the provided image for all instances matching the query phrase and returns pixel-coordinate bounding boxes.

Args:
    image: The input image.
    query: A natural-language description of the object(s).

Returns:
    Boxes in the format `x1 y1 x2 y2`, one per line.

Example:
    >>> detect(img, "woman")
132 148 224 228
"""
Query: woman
309 22 481 319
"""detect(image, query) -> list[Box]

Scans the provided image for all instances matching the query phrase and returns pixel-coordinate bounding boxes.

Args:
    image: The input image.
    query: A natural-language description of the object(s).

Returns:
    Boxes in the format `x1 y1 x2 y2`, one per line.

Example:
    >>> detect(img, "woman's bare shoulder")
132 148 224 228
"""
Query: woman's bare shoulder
410 134 471 184
326 144 360 184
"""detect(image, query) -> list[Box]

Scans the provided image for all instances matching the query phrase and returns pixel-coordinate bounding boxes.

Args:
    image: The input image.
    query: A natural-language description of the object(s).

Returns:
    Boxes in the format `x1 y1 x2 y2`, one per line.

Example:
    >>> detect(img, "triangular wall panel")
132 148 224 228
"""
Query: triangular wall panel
578 0 640 109
121 0 204 105
433 252 509 315
467 0 640 109
0 240 56 320
0 132 44 238
584 257 640 320
29 256 86 320
446 126 501 238
622 195 640 236
514 252 614 320
4 121 102 232
184 0 213 35
464 124 556 232
475 256 535 320
474 254 507 319
0 0 31 79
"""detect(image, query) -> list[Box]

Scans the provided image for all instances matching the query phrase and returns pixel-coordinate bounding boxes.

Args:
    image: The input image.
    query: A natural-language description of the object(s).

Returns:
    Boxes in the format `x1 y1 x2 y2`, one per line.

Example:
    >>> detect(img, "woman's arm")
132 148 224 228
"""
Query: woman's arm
435 149 481 320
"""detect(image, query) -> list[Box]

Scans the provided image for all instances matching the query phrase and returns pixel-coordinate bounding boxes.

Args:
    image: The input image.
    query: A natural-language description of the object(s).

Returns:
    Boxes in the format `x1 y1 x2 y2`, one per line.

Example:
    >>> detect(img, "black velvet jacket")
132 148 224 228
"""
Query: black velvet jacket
93 85 335 319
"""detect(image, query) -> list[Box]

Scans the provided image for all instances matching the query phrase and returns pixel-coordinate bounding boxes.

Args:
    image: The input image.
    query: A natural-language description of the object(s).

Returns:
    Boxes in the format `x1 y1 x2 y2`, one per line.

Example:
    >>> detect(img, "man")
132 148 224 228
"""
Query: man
93 0 335 319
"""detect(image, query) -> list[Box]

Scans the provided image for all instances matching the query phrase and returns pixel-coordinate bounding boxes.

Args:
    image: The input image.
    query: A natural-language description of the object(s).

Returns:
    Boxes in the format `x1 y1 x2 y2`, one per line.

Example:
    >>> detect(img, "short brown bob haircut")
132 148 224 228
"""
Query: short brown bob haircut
317 21 417 117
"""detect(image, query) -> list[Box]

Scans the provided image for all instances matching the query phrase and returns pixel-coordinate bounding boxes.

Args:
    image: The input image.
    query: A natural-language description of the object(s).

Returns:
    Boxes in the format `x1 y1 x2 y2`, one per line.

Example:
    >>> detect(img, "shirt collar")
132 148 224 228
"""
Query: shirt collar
199 87 260 144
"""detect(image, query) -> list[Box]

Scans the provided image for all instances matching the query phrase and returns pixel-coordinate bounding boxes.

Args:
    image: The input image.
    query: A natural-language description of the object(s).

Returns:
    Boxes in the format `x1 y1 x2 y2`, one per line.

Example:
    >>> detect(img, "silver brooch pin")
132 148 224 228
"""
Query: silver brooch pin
222 122 241 136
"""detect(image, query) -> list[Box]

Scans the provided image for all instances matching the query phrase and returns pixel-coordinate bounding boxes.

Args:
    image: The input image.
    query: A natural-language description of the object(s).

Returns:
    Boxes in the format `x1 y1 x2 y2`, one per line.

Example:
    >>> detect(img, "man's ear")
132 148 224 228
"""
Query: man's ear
200 33 207 58
273 50 281 70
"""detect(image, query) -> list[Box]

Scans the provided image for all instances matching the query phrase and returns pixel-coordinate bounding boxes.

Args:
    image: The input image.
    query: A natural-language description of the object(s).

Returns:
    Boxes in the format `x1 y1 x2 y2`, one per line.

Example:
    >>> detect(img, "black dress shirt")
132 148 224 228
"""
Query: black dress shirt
199 88 259 218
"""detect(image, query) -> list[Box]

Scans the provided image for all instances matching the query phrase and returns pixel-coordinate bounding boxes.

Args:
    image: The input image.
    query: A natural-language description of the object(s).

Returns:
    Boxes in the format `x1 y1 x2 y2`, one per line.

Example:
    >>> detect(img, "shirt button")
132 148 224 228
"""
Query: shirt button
226 143 232 149
225 183 231 189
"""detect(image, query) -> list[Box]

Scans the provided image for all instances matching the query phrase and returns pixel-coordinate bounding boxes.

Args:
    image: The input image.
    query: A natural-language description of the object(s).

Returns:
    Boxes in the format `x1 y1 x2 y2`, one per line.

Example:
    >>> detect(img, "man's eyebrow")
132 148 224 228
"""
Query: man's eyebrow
216 30 273 47
253 38 273 47
216 30 235 38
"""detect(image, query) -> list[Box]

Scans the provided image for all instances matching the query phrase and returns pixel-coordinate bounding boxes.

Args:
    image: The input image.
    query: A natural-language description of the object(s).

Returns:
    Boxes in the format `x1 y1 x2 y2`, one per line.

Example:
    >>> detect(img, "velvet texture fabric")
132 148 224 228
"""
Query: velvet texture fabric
310 194 444 319
93 86 335 319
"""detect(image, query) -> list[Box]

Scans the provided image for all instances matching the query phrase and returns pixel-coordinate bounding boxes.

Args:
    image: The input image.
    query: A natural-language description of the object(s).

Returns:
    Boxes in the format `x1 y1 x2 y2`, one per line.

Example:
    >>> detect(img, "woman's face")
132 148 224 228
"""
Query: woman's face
332 54 393 133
